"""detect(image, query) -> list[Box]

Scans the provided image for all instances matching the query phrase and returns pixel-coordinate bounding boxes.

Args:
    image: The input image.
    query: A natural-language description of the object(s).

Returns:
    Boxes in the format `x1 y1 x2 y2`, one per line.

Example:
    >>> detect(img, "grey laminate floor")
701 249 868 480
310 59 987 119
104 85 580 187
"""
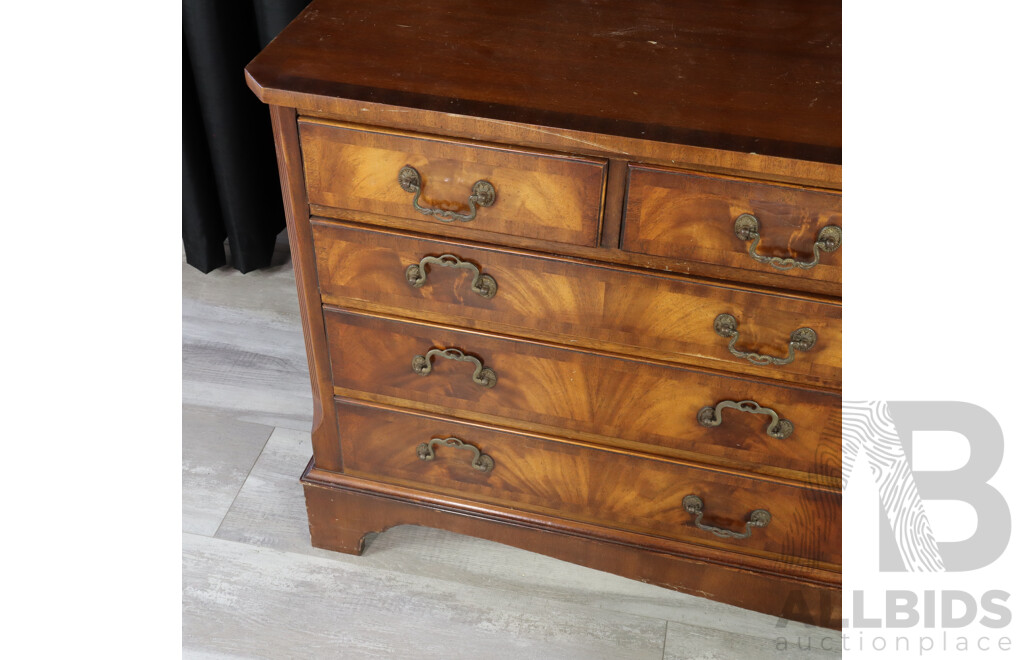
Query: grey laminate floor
182 236 840 659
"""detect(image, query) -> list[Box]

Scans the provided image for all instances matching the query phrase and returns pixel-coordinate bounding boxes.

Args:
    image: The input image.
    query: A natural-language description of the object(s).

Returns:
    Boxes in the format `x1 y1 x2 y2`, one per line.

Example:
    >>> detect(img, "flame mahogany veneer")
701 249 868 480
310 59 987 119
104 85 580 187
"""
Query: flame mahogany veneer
247 0 841 628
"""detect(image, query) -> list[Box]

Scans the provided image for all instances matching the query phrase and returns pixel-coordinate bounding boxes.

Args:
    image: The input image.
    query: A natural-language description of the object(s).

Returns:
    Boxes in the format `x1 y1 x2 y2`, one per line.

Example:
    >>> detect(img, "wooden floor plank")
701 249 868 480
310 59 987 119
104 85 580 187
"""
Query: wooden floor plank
184 532 668 659
214 426 333 558
182 406 274 536
182 245 314 432
663 620 840 659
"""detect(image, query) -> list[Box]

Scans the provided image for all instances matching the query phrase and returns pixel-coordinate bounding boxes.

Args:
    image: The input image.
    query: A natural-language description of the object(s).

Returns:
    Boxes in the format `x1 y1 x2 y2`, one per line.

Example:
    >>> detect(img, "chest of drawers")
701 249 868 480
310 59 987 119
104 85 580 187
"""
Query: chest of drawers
247 0 841 627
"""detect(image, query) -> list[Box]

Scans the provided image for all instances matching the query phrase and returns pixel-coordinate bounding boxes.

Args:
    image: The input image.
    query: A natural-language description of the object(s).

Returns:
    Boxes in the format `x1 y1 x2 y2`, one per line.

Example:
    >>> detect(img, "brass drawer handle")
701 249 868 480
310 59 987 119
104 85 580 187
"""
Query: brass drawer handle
398 165 496 223
734 213 841 271
697 400 794 439
682 495 771 539
416 436 495 473
713 313 816 366
405 254 497 299
412 347 497 388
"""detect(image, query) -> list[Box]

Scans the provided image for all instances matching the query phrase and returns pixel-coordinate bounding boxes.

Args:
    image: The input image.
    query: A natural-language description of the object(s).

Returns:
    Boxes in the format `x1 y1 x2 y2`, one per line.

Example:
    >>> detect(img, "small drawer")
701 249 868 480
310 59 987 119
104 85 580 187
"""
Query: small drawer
324 309 840 485
622 165 842 287
335 399 841 570
299 119 607 247
312 221 842 389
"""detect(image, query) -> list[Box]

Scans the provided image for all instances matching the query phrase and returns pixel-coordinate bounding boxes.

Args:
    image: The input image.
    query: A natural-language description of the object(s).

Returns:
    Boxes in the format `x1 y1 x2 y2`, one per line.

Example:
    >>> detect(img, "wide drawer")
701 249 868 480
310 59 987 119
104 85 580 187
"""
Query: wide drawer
299 119 607 247
335 399 841 570
312 221 842 389
622 165 842 288
324 309 840 485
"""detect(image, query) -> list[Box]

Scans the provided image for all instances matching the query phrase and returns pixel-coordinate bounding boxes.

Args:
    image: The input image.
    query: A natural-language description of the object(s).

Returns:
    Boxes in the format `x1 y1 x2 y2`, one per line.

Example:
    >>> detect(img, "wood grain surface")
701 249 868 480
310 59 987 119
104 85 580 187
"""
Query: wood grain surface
331 400 841 569
181 239 313 432
241 0 844 636
184 532 670 659
182 408 274 536
303 467 842 629
324 308 840 484
623 164 843 286
213 416 841 634
663 620 839 659
312 220 842 389
300 119 607 246
309 201 845 297
270 106 344 472
246 0 840 164
182 230 842 652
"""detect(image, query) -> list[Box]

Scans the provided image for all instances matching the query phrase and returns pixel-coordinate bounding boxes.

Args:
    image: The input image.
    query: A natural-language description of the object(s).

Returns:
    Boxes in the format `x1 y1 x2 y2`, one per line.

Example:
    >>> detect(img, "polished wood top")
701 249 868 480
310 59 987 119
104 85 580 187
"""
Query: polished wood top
246 0 841 164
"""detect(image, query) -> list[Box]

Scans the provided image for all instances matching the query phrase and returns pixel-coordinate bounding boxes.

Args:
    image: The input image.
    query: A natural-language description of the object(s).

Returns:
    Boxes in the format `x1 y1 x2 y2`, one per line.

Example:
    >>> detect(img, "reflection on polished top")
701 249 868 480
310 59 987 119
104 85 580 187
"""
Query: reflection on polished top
246 0 841 163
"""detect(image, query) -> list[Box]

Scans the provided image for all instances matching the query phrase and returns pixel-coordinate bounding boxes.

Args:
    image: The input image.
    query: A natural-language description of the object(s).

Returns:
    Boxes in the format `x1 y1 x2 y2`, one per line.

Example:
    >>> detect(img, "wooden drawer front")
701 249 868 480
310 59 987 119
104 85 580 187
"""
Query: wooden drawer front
622 165 842 287
324 309 840 484
335 399 841 570
312 221 841 389
299 119 607 247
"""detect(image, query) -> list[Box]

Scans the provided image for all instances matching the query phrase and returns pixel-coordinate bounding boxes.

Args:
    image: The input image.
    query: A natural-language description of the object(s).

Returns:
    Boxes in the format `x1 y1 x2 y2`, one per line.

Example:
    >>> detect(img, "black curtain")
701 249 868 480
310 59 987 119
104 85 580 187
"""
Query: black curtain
183 0 310 273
